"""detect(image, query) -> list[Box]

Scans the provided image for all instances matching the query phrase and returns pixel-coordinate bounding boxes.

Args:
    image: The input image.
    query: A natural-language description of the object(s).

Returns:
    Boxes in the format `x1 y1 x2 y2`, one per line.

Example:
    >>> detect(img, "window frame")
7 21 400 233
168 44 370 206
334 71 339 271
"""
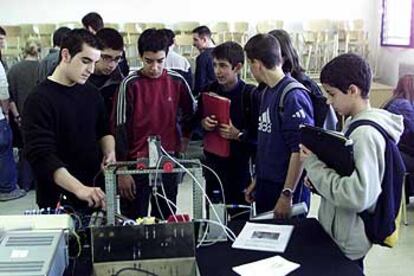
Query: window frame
381 0 414 48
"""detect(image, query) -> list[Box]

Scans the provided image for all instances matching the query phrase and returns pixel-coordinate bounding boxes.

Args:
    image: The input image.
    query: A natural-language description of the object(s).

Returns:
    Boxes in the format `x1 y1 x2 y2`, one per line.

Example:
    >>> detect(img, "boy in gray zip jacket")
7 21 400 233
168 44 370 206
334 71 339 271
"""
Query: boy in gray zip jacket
300 53 404 270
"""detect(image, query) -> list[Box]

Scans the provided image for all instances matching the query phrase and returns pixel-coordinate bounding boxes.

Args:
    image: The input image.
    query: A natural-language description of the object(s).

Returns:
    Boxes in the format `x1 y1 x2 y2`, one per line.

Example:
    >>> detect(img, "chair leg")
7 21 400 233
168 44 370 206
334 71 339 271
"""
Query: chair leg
402 174 408 225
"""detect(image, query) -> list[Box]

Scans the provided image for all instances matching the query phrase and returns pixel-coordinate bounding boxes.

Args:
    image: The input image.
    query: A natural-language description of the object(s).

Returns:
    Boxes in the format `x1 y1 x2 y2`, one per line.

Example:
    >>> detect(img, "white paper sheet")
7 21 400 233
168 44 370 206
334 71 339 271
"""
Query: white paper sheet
232 255 300 276
231 222 294 253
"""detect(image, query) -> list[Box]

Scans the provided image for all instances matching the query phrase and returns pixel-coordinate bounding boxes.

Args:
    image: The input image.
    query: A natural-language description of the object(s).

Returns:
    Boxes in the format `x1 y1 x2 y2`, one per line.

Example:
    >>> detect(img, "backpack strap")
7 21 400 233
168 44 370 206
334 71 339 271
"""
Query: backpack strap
345 119 394 142
278 81 310 123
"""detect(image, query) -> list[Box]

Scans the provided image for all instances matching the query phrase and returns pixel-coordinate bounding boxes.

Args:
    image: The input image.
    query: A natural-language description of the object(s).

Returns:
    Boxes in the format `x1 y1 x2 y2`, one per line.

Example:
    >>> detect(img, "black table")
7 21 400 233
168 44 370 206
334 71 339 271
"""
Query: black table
196 218 364 276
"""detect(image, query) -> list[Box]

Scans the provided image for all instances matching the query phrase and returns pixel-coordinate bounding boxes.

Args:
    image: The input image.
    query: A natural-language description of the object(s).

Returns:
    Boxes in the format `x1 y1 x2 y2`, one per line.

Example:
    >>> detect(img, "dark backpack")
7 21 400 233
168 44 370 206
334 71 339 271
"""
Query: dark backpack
278 81 337 130
345 120 406 247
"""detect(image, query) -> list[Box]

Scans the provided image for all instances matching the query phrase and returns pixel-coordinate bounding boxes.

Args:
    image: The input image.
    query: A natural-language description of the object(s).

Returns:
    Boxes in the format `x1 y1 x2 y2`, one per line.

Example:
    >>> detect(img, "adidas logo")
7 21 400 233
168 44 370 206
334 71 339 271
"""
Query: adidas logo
258 108 272 133
292 108 306 119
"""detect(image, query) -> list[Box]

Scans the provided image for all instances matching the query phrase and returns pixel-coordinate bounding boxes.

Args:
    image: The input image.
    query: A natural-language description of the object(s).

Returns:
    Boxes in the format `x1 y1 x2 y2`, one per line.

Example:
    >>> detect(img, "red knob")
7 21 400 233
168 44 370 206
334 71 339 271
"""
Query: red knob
163 161 174 172
136 163 146 170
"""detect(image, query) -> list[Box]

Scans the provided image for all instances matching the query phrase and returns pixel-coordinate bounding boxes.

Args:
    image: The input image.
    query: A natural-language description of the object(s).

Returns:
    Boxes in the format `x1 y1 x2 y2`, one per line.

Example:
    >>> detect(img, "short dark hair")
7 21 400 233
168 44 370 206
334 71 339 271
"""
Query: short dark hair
82 12 104 32
320 53 372 98
96 28 124 51
0 26 6 36
161 29 175 47
212 41 244 68
58 29 101 63
138 28 169 57
268 29 304 77
244 33 282 69
192 25 212 38
53 27 71 47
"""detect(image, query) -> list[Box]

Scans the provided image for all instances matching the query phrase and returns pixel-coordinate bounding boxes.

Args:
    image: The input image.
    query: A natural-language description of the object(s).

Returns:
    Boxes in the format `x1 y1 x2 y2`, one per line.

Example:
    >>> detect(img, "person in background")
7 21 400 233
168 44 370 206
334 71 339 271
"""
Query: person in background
7 39 42 191
0 26 26 201
88 27 125 116
383 74 414 195
37 26 71 83
192 25 216 96
82 12 129 76
0 26 8 70
162 28 193 89
23 29 116 212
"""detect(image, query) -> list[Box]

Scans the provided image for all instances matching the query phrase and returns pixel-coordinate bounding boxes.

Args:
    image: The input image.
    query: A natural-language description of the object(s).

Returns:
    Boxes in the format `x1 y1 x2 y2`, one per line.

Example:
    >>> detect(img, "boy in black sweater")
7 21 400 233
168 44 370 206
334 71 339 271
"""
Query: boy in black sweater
23 29 116 211
197 41 258 205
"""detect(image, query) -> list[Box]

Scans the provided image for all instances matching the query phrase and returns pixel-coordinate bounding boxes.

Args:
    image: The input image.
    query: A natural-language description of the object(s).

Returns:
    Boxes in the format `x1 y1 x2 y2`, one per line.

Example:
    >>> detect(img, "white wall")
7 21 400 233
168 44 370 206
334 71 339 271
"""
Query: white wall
0 0 371 25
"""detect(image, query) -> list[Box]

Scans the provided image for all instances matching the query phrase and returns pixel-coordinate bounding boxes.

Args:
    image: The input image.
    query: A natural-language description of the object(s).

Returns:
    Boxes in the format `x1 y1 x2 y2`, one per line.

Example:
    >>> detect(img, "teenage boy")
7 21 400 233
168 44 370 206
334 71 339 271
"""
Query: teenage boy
82 12 129 77
300 53 404 270
113 29 195 220
89 27 125 115
198 41 258 204
192 25 216 96
23 29 116 211
243 34 314 217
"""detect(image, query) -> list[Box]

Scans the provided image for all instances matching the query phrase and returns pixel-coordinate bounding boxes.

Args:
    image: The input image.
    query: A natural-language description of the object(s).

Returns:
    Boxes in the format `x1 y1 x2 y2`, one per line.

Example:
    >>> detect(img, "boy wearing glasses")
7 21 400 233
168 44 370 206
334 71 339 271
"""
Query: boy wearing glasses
89 28 127 115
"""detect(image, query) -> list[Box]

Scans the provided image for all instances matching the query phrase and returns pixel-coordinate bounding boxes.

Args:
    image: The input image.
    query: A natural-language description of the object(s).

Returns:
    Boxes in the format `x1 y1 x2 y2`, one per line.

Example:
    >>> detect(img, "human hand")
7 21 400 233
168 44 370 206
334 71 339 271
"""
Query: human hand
75 185 106 209
273 196 292 219
244 180 256 204
219 120 240 140
201 115 218 131
299 144 313 162
101 151 116 170
118 174 136 201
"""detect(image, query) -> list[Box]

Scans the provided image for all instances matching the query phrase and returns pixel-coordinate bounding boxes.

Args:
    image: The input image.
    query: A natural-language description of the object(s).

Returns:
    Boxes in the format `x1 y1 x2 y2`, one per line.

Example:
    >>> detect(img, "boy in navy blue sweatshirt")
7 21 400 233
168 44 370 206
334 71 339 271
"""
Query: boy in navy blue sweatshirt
197 41 258 205
244 34 314 217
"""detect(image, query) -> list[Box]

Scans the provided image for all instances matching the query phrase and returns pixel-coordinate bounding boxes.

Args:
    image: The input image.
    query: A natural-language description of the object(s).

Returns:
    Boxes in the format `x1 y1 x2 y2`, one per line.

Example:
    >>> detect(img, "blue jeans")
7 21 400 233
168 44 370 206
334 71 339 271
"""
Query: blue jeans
0 119 18 193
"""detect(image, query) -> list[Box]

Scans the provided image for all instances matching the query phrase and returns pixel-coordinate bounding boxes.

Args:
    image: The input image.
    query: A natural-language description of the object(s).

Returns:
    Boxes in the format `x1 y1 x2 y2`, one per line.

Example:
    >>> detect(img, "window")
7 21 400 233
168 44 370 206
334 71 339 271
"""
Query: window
381 0 414 47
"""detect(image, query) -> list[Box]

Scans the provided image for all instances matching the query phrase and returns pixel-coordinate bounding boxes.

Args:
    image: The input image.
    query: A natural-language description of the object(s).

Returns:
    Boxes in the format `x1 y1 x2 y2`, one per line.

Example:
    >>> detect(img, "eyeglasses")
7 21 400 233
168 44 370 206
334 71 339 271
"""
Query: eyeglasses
101 54 123 63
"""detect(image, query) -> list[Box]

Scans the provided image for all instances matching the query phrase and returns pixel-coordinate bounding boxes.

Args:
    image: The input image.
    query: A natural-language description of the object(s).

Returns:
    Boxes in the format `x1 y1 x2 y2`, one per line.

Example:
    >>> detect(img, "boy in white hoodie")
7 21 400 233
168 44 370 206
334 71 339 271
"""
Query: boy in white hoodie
300 53 404 271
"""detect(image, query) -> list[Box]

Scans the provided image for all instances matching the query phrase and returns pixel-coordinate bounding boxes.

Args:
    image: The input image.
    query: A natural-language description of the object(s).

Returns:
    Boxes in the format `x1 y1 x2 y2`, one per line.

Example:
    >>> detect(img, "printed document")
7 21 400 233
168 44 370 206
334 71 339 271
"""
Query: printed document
233 255 300 276
232 222 294 253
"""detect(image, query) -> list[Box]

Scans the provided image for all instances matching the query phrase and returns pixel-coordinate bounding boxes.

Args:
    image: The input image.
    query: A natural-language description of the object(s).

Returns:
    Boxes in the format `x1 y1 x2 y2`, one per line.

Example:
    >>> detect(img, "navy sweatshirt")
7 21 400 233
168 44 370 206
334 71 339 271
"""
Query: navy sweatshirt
256 76 314 183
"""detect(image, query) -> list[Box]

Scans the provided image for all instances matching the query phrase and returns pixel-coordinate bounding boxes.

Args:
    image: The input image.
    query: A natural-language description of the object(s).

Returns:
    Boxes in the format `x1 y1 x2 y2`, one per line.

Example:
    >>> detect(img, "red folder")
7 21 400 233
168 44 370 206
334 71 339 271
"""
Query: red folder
202 92 231 157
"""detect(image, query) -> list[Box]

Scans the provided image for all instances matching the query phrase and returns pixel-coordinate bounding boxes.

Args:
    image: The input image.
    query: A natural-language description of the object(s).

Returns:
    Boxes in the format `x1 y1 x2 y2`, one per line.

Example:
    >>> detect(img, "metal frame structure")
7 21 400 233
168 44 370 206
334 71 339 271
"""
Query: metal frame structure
103 159 206 225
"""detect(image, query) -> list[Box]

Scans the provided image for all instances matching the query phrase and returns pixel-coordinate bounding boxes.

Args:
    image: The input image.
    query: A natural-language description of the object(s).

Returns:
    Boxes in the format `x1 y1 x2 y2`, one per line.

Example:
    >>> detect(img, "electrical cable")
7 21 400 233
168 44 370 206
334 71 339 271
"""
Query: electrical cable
159 147 235 242
113 267 159 276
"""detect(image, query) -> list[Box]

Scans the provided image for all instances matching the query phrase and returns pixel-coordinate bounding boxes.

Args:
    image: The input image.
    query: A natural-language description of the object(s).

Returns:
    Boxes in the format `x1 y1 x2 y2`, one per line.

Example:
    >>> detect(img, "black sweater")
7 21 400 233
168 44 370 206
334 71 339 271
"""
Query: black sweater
22 79 110 208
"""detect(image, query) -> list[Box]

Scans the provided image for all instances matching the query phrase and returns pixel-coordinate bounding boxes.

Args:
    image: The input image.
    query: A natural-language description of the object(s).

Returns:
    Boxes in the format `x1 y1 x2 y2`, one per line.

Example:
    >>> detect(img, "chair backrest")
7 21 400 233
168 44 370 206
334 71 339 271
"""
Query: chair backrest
173 22 200 34
233 22 249 33
143 23 165 30
123 23 143 34
3 25 21 37
105 23 121 31
256 20 284 33
36 24 57 35
210 22 230 33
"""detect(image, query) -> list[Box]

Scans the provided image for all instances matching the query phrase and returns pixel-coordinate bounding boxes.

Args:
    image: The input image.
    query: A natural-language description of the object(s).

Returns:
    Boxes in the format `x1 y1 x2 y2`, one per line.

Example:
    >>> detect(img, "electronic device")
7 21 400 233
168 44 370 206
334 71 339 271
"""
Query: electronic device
91 222 198 276
0 230 68 276
0 214 74 232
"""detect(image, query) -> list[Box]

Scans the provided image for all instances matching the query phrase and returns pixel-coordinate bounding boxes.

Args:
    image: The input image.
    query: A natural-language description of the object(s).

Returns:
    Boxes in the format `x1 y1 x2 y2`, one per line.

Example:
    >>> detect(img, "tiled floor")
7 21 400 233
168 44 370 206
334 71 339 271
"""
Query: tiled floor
1 183 414 276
